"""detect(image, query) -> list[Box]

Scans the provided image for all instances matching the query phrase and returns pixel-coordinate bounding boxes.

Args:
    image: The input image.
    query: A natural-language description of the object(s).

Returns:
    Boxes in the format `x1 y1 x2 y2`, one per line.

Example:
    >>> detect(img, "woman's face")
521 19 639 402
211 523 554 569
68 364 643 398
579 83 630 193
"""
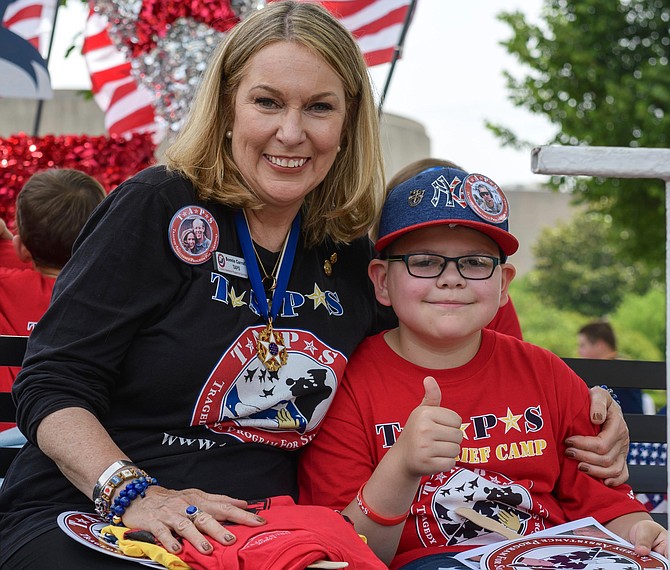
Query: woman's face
184 232 196 250
231 41 347 212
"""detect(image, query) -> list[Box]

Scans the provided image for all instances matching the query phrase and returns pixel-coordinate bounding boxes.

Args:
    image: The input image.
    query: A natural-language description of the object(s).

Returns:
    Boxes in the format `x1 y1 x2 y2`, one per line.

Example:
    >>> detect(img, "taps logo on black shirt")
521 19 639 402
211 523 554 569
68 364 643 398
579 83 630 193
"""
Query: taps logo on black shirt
191 326 345 449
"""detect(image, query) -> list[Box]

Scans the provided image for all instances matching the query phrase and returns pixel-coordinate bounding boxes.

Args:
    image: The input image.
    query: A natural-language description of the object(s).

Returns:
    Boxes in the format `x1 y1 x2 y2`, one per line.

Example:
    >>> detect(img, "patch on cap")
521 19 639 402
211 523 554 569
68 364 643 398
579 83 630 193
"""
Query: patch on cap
462 174 509 224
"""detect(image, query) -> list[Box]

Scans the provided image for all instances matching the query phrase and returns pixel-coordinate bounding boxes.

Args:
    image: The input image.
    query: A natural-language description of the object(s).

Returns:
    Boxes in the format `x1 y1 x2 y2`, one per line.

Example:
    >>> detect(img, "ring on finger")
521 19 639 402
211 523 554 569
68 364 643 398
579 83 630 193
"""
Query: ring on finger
185 505 201 522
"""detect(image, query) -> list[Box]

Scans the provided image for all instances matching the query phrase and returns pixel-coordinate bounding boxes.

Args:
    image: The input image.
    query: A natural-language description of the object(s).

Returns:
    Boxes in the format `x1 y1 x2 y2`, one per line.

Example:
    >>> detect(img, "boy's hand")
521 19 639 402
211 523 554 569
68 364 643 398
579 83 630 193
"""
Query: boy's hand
0 218 12 240
628 519 667 557
393 376 462 479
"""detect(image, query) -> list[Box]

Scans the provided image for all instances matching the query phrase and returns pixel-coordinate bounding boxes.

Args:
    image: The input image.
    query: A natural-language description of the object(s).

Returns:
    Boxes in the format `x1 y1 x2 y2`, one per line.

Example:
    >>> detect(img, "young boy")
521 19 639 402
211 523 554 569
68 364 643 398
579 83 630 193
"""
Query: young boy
299 166 666 569
0 168 106 409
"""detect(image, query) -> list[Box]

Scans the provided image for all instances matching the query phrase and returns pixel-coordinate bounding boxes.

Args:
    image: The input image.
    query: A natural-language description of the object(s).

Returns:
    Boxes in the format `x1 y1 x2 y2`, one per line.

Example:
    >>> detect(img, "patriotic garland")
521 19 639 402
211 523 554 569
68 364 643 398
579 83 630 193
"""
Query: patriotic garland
0 132 156 230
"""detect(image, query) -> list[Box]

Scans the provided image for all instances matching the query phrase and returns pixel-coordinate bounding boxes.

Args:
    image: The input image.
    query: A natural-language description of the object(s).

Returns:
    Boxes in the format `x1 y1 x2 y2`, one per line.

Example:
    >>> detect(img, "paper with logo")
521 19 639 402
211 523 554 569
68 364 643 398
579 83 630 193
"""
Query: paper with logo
454 517 669 569
57 511 165 567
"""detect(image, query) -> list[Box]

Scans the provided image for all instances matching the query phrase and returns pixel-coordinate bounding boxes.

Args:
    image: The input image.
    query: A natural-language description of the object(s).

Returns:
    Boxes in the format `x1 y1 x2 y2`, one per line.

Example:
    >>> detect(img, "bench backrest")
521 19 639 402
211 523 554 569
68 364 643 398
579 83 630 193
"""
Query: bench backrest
0 335 28 477
563 357 667 527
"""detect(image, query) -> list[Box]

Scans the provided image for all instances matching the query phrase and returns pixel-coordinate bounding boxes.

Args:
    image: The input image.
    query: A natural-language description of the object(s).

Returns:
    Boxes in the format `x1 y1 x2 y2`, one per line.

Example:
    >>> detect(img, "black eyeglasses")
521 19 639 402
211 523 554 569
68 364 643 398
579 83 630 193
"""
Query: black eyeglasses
385 253 501 280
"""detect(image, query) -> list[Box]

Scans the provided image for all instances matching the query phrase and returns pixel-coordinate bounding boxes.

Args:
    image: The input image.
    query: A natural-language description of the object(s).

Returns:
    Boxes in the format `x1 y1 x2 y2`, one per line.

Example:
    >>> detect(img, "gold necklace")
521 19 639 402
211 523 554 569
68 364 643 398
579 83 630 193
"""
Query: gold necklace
251 241 281 292
243 211 290 294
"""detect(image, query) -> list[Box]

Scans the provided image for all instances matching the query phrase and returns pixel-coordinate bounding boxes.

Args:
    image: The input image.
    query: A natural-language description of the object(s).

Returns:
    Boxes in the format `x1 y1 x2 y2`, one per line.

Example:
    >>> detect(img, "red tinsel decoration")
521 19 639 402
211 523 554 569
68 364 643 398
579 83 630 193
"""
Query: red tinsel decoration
0 132 156 230
122 0 239 58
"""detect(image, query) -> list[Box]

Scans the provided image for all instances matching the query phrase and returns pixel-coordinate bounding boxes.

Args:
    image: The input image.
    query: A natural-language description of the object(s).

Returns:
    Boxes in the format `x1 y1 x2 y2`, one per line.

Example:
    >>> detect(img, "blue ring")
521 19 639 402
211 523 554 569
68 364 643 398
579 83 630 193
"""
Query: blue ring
185 505 199 518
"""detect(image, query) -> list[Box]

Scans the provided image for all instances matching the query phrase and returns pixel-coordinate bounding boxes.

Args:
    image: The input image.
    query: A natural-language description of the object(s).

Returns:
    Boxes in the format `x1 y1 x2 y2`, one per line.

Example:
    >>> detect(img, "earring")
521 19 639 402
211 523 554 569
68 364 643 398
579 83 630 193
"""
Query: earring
226 131 232 139
337 145 341 152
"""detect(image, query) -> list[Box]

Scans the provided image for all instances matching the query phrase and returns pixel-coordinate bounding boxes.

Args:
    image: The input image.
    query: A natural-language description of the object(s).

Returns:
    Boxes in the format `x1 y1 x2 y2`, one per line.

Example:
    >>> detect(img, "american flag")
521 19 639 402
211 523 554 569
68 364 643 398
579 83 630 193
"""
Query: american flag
1 0 57 52
80 0 414 141
81 9 158 140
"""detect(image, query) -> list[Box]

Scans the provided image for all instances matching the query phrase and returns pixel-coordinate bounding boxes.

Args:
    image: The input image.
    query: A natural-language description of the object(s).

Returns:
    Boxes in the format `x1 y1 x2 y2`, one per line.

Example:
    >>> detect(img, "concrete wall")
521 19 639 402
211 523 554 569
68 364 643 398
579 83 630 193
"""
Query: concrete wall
505 187 577 277
0 90 105 137
1 91 576 275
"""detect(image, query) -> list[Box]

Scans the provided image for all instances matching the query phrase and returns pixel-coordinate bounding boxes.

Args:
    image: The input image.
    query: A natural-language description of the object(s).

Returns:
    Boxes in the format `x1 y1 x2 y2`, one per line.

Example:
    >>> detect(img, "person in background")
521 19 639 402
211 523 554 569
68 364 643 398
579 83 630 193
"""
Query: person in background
0 4 630 568
300 167 666 569
387 158 521 341
578 321 655 414
0 168 106 436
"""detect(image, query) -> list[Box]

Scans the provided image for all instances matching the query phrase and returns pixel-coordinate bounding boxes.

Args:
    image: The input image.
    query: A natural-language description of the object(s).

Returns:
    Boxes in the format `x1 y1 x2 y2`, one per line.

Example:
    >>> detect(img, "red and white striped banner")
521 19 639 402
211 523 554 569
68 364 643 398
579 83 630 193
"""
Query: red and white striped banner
81 9 159 140
80 0 414 140
2 0 57 52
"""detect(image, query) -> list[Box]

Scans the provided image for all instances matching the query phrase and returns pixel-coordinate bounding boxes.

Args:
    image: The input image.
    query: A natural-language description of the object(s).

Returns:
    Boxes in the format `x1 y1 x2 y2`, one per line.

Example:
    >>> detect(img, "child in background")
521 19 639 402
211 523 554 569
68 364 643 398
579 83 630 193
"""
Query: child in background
299 166 666 569
0 168 106 427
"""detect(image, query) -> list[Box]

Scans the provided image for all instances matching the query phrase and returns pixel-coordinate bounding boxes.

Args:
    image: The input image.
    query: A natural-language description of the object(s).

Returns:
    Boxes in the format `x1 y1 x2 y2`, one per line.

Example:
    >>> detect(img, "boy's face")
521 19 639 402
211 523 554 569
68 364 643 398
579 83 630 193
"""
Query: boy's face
369 225 516 348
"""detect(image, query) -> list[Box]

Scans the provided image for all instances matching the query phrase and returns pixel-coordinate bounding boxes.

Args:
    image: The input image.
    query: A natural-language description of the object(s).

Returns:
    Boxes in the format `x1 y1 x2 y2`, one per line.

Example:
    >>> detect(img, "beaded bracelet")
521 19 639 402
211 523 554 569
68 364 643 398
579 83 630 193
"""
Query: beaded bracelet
355 483 409 526
599 384 621 406
108 476 159 526
94 464 151 518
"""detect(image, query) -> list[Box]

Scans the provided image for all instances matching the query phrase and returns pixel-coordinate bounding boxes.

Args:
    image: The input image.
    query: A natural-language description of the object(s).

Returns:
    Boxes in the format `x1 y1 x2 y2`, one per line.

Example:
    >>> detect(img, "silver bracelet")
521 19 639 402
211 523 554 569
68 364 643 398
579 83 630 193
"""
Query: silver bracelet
92 460 135 502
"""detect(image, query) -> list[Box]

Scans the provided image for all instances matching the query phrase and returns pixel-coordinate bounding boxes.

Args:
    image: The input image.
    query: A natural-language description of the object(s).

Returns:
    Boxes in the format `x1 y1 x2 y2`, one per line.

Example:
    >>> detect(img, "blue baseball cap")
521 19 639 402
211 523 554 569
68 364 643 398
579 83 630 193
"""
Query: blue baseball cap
375 167 519 256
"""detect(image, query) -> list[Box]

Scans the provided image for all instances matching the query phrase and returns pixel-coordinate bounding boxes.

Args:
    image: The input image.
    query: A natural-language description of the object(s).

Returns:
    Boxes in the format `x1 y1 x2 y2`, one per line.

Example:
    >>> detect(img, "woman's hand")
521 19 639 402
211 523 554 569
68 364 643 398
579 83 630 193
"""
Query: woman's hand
564 386 630 486
121 486 266 555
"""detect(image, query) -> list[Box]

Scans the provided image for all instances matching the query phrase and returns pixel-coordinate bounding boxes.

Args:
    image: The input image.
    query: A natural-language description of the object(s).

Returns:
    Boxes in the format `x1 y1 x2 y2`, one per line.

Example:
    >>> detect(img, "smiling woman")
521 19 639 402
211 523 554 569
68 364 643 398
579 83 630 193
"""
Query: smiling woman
0 2 392 568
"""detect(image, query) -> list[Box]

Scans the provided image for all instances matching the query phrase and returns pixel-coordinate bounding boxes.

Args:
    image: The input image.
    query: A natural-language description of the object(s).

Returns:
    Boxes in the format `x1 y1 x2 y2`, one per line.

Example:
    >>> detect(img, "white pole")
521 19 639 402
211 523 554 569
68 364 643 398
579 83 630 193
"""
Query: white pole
532 145 670 529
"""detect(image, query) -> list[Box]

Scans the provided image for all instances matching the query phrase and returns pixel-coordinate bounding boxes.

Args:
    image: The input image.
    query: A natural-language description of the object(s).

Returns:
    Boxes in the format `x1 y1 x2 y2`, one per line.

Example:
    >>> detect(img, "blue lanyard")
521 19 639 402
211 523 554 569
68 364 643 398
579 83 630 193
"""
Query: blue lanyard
233 209 301 322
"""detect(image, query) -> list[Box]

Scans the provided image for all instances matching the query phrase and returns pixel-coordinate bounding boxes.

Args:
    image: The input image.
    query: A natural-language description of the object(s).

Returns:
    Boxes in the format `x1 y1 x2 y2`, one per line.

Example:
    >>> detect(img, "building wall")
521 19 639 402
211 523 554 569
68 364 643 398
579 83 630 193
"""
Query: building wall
0 91 577 275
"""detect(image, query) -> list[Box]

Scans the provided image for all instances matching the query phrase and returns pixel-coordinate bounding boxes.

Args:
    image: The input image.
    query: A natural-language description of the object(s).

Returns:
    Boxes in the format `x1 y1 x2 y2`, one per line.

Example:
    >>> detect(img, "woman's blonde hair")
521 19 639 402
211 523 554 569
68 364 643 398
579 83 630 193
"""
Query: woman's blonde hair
166 1 385 247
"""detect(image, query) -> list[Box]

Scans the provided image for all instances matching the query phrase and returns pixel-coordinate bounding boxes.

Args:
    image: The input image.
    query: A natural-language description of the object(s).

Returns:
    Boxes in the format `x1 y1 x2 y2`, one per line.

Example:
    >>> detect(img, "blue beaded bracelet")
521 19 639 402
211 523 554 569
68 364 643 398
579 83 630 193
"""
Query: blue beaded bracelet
108 476 159 526
599 384 621 406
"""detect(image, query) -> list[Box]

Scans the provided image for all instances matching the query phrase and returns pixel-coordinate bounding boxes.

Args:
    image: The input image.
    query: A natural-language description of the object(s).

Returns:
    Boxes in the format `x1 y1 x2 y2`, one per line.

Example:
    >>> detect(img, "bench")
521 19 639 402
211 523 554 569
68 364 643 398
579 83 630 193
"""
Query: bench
563 357 667 527
0 335 28 478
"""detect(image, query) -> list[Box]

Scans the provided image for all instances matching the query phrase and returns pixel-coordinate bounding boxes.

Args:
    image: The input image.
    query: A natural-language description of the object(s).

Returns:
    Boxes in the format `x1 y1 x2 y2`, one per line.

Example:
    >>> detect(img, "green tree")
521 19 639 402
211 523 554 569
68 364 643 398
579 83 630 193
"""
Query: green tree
611 285 666 355
491 0 670 270
525 211 660 316
510 276 663 360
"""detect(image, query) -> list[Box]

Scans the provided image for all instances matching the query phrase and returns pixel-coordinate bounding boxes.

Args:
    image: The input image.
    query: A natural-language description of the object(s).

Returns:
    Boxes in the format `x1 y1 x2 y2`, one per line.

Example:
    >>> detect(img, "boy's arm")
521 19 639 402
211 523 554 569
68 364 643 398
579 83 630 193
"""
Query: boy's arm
605 512 667 557
564 386 629 486
340 377 462 564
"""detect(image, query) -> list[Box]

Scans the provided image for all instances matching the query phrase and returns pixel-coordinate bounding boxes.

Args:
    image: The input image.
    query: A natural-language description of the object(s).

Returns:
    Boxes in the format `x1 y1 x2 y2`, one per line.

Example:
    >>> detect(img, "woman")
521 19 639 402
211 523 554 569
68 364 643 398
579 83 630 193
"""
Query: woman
181 228 197 255
0 3 628 568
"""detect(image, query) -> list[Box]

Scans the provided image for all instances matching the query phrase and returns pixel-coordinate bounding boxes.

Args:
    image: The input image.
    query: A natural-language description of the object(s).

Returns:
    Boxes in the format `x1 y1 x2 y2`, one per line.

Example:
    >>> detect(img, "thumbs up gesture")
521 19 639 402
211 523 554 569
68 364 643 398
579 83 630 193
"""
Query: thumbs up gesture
392 376 463 479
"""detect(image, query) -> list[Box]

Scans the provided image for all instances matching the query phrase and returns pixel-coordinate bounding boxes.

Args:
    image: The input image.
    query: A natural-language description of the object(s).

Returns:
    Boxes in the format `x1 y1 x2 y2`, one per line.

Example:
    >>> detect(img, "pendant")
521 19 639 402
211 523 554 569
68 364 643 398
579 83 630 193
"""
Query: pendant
257 320 287 371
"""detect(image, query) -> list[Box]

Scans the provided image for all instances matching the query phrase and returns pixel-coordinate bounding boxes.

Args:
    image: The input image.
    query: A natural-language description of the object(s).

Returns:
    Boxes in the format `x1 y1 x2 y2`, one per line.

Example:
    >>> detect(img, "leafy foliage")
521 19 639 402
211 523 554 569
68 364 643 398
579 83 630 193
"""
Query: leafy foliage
509 276 663 360
526 211 661 316
610 285 666 355
492 0 670 269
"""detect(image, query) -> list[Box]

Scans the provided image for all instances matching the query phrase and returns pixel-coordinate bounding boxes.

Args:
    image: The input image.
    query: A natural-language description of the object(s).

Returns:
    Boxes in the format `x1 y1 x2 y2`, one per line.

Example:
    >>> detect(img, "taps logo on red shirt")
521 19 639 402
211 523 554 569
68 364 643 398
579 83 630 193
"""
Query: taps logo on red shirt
415 467 543 549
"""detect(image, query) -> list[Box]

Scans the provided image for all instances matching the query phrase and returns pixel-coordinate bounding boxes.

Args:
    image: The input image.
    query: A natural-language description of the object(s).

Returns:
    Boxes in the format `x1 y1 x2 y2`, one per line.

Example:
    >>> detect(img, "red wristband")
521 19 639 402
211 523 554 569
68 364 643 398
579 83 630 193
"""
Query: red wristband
355 483 409 526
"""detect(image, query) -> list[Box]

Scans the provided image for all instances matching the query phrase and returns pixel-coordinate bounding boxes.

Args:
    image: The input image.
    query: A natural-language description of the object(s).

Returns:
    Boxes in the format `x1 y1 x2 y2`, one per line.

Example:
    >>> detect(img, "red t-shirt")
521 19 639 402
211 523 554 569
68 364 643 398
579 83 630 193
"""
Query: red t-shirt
0 240 55 428
299 330 645 568
486 297 522 340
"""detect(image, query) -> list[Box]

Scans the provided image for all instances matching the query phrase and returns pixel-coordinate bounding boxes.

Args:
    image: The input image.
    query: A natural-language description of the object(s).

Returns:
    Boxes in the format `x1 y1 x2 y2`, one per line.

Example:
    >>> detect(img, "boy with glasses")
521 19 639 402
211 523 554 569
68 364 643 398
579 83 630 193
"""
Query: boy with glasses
299 167 666 569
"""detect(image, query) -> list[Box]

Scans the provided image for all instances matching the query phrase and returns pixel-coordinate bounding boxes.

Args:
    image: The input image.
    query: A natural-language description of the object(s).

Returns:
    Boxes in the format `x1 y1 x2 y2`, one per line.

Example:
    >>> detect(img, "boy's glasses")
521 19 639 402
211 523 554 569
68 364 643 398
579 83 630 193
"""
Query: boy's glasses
385 254 501 280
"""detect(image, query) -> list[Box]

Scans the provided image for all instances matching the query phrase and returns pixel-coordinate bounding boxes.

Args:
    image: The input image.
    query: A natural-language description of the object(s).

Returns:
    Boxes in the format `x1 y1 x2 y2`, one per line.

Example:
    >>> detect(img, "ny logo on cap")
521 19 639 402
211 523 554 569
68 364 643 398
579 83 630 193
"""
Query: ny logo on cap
431 175 465 208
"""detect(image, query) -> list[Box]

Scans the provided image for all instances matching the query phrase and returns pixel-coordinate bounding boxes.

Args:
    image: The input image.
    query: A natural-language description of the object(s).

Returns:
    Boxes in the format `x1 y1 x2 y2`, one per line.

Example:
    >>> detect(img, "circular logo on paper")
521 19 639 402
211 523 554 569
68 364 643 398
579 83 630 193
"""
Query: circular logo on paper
463 174 509 224
480 535 669 570
57 511 165 567
169 206 219 264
